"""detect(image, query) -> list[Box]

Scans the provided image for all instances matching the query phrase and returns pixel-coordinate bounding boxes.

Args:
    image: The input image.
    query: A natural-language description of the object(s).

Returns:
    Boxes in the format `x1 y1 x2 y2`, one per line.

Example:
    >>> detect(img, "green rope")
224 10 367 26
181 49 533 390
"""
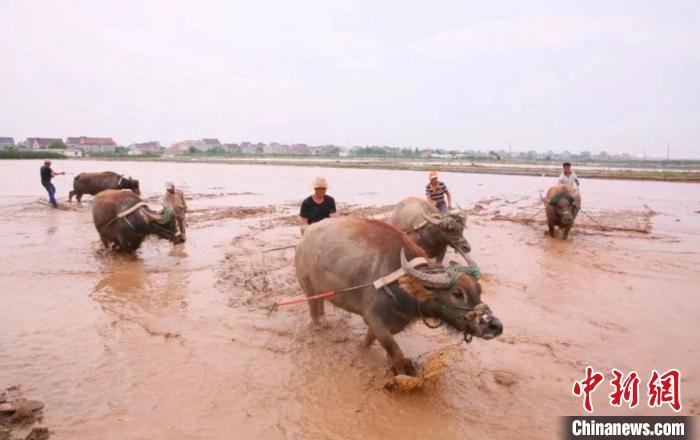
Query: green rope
433 265 481 290
156 206 175 225
448 265 481 280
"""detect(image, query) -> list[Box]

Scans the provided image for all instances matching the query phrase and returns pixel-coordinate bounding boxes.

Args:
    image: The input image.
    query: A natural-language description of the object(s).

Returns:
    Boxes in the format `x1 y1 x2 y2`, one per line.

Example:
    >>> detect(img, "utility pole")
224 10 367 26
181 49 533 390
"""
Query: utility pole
509 142 512 159
666 142 670 162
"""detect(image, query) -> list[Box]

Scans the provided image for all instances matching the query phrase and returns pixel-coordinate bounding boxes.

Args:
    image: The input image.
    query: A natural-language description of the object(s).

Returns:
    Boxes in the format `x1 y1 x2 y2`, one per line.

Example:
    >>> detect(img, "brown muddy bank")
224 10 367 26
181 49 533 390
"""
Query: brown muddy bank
1 160 699 439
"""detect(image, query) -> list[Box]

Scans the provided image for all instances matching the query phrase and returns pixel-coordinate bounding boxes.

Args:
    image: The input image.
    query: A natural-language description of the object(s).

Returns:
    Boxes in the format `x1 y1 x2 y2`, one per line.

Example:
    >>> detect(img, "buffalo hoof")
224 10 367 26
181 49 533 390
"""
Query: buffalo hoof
392 358 417 377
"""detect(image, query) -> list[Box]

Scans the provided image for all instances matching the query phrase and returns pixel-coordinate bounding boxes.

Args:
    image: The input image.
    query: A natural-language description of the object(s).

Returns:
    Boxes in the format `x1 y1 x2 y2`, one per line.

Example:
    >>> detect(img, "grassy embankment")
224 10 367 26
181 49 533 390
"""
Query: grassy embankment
7 152 700 182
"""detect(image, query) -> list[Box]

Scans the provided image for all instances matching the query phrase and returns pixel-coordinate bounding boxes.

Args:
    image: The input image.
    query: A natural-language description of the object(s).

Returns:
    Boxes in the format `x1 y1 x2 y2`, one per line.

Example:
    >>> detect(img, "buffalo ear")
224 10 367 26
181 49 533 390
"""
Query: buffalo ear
398 276 431 301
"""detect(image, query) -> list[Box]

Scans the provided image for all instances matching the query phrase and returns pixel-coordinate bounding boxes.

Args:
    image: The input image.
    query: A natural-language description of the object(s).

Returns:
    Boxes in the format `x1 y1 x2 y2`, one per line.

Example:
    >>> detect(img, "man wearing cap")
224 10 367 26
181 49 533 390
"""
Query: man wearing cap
300 176 336 235
425 171 452 214
40 160 65 208
163 182 188 240
557 162 580 187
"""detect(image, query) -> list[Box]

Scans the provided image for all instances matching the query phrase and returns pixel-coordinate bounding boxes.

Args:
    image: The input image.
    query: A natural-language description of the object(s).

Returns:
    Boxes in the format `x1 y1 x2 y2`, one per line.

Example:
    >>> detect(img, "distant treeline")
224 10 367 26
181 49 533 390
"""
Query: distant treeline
0 150 64 159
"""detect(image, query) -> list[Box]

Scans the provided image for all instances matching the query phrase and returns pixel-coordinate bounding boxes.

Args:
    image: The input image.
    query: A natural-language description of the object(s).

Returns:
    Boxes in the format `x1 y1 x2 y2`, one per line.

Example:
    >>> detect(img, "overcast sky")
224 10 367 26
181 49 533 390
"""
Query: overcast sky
2 0 699 157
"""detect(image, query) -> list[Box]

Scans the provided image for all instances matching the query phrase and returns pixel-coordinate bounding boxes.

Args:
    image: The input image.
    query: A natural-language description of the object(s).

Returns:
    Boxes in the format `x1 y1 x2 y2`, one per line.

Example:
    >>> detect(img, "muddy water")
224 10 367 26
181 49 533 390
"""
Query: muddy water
1 159 699 439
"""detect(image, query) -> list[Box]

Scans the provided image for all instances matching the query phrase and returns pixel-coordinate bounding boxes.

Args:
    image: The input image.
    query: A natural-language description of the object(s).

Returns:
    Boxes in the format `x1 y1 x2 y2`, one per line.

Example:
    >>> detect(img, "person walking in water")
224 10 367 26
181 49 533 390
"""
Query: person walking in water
40 160 64 208
299 176 336 235
425 170 452 214
557 162 580 187
163 182 188 240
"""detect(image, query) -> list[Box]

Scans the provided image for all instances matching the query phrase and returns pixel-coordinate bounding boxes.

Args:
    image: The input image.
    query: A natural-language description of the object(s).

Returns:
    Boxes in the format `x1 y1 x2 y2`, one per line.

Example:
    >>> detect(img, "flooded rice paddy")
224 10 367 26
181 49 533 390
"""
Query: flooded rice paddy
1 160 699 439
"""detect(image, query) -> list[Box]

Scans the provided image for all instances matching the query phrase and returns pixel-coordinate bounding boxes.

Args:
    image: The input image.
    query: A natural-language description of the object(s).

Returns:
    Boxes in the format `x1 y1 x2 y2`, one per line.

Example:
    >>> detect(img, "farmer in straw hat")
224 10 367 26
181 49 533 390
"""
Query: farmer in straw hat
163 181 188 240
300 176 336 235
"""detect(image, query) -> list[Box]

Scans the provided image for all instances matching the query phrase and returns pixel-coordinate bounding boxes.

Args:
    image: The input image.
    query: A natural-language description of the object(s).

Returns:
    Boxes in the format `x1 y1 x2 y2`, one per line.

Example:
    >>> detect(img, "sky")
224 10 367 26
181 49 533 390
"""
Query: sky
1 0 699 158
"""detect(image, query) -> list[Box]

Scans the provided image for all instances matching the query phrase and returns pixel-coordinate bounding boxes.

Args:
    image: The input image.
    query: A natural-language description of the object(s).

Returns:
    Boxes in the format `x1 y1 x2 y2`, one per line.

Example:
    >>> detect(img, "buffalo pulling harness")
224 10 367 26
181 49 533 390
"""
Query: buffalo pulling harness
100 201 179 239
266 255 484 343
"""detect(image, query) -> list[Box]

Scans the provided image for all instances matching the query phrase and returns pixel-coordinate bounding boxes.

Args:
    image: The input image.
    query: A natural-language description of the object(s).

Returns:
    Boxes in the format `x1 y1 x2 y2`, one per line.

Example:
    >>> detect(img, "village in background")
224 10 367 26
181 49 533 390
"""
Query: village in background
0 135 697 165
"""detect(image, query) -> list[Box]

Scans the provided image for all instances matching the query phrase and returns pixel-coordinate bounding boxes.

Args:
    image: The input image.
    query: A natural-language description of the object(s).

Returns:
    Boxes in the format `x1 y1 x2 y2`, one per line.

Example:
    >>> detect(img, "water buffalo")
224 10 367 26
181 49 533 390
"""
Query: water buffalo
390 197 471 263
541 184 581 239
69 171 140 202
92 190 183 252
295 217 502 375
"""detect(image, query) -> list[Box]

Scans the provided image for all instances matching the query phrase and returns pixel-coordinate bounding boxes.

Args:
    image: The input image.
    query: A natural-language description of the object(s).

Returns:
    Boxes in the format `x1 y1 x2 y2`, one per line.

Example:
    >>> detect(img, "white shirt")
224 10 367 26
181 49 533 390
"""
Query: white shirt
558 171 579 187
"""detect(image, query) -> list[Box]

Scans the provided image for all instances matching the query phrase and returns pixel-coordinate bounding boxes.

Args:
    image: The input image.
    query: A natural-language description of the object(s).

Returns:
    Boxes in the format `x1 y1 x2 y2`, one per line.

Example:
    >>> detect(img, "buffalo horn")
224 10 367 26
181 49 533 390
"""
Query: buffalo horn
400 247 452 288
421 211 442 225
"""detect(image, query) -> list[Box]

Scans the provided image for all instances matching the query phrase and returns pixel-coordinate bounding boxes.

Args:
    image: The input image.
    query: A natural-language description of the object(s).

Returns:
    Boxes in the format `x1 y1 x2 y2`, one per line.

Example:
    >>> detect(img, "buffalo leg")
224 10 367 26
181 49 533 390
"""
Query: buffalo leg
68 190 75 202
368 320 413 375
361 328 376 348
548 224 555 237
76 193 83 203
309 299 324 325
117 236 134 253
563 227 571 240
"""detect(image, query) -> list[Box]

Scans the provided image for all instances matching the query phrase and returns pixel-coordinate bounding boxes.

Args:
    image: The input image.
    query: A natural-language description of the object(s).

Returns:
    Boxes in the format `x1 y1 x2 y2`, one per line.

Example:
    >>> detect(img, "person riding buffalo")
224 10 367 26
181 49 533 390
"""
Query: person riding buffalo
40 160 65 208
299 176 336 235
558 162 580 187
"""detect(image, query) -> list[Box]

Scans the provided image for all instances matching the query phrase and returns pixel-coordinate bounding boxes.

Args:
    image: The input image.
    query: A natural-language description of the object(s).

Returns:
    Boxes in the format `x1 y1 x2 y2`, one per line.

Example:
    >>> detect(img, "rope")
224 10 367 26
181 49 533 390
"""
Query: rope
263 244 297 253
418 301 443 329
581 209 609 231
267 282 373 314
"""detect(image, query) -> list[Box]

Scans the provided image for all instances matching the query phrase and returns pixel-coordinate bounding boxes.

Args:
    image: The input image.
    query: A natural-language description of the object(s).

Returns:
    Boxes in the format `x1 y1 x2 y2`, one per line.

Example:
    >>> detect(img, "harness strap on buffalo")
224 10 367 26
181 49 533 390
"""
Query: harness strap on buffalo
101 202 149 230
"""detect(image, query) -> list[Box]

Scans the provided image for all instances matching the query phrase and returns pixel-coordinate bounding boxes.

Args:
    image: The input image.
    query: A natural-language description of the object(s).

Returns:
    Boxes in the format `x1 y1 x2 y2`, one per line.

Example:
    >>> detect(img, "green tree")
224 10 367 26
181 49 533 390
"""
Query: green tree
49 140 67 149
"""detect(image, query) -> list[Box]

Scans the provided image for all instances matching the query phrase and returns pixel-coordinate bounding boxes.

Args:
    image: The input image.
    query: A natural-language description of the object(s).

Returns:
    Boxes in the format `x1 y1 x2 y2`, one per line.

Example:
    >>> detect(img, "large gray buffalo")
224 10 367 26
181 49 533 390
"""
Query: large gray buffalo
541 184 581 239
92 190 183 252
295 217 502 375
390 197 470 263
69 171 140 202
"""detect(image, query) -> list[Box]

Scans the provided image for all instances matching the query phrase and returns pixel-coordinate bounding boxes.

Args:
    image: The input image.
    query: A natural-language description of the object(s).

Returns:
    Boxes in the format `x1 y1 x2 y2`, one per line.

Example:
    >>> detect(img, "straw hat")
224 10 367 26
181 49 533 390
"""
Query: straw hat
313 176 328 189
428 171 438 180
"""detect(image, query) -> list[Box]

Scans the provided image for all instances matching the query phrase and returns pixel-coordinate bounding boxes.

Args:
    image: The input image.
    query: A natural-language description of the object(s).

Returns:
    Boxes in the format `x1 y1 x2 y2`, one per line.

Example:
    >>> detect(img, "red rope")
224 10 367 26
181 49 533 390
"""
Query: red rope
275 290 336 307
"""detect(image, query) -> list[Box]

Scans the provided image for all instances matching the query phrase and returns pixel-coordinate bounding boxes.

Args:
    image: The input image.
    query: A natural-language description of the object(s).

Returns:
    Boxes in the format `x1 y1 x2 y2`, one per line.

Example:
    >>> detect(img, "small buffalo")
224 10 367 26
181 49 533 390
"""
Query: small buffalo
541 184 581 239
69 171 140 202
92 190 183 252
390 197 470 263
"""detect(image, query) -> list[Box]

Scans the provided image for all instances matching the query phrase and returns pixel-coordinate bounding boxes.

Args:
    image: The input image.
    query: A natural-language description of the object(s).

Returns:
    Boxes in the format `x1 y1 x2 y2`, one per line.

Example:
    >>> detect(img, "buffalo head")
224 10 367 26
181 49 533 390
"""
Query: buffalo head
421 209 471 257
550 193 578 225
142 206 184 244
399 248 502 341
119 176 141 195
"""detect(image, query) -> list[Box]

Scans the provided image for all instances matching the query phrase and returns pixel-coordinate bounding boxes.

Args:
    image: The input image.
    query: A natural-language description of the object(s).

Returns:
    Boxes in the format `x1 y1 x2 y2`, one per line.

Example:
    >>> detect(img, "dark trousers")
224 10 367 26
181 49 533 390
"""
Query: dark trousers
176 216 186 238
42 182 57 207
